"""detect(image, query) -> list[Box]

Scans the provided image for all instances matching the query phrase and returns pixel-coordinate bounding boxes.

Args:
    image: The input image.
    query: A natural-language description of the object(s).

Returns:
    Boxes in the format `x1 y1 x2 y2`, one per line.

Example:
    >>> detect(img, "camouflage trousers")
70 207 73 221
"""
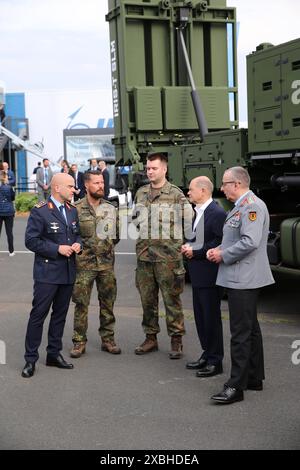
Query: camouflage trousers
72 269 117 343
135 260 186 336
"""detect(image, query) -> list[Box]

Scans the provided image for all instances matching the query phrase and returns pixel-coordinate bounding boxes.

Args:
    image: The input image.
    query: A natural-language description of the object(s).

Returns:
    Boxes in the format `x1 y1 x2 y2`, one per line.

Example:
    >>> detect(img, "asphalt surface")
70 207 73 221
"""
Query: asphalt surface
0 215 299 450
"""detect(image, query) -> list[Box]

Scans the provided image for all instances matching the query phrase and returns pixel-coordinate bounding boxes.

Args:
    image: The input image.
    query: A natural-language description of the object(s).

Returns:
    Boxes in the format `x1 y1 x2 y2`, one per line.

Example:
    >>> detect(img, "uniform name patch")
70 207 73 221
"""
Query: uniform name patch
248 211 257 221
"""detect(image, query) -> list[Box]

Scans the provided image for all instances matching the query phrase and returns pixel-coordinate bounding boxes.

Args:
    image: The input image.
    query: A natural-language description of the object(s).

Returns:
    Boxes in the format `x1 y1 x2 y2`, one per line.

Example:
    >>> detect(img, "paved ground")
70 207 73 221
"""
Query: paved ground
0 216 299 450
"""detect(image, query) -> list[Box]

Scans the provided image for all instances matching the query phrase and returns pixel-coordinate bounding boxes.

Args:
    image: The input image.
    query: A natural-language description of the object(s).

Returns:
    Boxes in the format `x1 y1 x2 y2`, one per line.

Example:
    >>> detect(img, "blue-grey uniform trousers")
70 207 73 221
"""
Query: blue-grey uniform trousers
24 281 74 363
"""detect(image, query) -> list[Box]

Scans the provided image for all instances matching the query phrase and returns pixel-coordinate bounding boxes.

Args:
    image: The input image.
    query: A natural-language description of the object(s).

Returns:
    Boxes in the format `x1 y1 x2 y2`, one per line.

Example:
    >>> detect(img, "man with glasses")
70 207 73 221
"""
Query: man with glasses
207 166 274 404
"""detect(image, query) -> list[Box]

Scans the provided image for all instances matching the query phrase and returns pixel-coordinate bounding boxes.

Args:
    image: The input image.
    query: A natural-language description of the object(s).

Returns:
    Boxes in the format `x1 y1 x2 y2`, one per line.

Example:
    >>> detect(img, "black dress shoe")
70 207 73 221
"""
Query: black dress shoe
186 358 207 370
21 362 35 378
211 387 244 404
46 354 74 369
196 363 223 377
247 380 263 391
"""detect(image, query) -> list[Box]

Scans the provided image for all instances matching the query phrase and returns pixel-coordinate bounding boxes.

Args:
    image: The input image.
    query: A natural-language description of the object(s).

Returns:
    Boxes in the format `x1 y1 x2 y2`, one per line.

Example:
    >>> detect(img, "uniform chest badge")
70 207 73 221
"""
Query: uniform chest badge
50 222 59 232
227 211 241 227
248 211 257 221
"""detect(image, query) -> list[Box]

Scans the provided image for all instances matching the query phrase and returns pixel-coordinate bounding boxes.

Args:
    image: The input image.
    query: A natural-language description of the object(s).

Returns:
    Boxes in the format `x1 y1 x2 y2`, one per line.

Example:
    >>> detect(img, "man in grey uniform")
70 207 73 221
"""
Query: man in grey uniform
207 167 274 404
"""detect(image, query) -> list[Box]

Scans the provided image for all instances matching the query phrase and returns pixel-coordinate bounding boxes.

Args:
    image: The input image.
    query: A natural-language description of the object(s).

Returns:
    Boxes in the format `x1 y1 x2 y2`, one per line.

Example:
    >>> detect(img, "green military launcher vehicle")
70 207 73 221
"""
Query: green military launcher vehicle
106 0 300 277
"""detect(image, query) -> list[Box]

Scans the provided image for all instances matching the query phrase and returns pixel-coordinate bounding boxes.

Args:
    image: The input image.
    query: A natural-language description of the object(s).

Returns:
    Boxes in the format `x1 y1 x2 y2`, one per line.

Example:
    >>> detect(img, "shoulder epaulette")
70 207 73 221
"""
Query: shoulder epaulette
240 194 256 207
34 201 47 208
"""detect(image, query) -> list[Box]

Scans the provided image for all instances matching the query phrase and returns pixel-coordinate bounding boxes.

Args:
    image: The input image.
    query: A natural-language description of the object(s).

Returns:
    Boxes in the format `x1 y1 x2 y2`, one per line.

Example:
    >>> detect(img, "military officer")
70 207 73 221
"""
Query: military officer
70 170 121 358
22 173 82 378
207 166 274 404
133 153 193 359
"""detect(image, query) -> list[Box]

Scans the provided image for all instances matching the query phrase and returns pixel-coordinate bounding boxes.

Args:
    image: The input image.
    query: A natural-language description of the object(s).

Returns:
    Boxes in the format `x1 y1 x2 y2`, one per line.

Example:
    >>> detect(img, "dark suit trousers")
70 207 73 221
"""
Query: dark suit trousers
25 282 74 362
0 215 14 253
227 288 265 390
192 287 224 365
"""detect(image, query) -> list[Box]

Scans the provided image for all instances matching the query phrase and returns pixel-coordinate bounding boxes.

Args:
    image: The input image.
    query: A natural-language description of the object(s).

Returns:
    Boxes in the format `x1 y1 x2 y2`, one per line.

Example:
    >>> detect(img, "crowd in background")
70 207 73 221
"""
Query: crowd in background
0 157 110 256
33 157 110 203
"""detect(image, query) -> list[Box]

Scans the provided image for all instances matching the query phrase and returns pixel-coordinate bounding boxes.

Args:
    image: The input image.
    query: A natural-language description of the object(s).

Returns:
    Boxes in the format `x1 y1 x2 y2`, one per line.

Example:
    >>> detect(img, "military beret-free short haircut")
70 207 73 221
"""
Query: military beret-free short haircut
83 170 102 182
146 152 168 163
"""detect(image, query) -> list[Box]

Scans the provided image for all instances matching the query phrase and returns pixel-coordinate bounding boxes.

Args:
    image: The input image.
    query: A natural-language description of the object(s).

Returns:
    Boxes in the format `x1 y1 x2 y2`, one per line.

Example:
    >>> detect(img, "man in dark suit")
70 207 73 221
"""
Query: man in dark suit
70 163 85 201
89 158 99 171
21 173 82 378
2 162 15 186
182 176 226 377
98 160 110 199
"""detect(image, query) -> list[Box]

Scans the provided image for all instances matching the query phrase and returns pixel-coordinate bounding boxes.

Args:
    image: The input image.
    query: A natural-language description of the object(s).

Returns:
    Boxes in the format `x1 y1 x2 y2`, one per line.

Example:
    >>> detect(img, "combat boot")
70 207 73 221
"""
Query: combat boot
134 334 158 355
101 339 122 354
70 341 86 358
169 335 183 359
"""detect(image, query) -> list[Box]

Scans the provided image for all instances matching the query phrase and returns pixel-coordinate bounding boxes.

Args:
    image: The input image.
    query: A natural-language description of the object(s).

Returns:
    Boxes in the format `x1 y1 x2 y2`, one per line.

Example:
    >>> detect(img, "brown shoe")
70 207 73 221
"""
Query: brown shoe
70 342 86 358
101 339 121 355
169 335 183 359
135 334 158 355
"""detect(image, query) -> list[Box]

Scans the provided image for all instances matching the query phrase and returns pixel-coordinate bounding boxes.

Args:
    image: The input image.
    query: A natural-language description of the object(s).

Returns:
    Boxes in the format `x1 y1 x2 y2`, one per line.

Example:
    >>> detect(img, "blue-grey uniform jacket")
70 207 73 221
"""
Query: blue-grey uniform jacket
216 190 274 289
25 199 81 284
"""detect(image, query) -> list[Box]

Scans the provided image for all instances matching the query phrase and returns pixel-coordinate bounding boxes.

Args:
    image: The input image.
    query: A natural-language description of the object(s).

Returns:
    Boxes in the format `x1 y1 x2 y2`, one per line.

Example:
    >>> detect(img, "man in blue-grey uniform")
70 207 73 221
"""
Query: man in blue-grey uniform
207 167 274 404
22 173 82 378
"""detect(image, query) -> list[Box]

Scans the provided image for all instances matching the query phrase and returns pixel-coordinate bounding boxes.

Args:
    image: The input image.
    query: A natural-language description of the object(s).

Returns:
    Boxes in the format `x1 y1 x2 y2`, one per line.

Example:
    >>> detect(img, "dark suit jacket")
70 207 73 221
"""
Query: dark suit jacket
6 169 15 186
186 201 226 288
101 168 110 199
71 170 85 200
25 199 81 285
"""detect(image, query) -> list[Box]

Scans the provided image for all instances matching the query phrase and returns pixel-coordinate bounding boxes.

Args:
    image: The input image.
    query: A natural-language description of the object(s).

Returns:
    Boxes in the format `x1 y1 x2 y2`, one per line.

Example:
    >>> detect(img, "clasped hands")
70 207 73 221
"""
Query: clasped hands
58 243 81 257
206 247 223 264
181 244 193 259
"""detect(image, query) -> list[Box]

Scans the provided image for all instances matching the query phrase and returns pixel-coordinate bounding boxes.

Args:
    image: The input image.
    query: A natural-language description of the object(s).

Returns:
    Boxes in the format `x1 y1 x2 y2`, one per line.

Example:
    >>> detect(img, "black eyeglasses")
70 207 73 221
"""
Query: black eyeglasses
221 181 237 186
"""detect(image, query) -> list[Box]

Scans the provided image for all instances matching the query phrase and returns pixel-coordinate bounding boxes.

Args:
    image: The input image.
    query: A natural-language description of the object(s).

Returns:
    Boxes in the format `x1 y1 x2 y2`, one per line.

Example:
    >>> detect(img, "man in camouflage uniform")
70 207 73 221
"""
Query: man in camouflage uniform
133 153 193 359
70 170 121 358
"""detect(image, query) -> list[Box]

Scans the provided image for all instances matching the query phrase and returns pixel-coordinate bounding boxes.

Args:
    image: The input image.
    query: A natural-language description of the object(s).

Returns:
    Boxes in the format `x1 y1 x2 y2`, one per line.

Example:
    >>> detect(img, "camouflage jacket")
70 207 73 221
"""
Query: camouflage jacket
75 196 119 271
133 181 193 262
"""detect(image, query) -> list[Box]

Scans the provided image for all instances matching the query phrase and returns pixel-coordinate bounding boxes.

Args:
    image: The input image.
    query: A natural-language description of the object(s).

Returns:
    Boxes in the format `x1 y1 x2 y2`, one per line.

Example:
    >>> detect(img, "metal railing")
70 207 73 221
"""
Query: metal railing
15 177 37 194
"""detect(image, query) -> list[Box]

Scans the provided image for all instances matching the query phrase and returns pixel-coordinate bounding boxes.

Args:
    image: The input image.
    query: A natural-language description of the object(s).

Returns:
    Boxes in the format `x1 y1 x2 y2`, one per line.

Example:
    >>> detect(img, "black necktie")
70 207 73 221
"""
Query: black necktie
59 204 67 222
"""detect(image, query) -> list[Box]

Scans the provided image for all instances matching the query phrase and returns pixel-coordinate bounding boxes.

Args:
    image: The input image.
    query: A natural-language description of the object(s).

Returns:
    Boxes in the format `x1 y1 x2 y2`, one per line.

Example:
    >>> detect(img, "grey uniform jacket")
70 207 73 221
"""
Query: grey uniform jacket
216 190 274 289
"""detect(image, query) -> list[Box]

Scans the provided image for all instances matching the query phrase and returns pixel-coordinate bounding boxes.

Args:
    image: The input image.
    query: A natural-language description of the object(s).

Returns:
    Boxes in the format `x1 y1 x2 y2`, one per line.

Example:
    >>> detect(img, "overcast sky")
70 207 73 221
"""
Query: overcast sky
0 0 299 121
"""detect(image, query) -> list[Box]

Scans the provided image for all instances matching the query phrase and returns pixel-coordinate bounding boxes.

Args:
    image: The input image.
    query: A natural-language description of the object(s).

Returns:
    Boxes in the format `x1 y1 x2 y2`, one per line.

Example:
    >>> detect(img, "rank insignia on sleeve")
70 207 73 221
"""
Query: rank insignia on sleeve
249 211 257 221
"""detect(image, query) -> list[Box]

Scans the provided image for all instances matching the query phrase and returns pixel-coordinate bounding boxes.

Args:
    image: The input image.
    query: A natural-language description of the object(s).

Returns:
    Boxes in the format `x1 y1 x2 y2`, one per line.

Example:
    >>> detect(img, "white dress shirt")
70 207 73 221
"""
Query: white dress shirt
192 197 213 231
